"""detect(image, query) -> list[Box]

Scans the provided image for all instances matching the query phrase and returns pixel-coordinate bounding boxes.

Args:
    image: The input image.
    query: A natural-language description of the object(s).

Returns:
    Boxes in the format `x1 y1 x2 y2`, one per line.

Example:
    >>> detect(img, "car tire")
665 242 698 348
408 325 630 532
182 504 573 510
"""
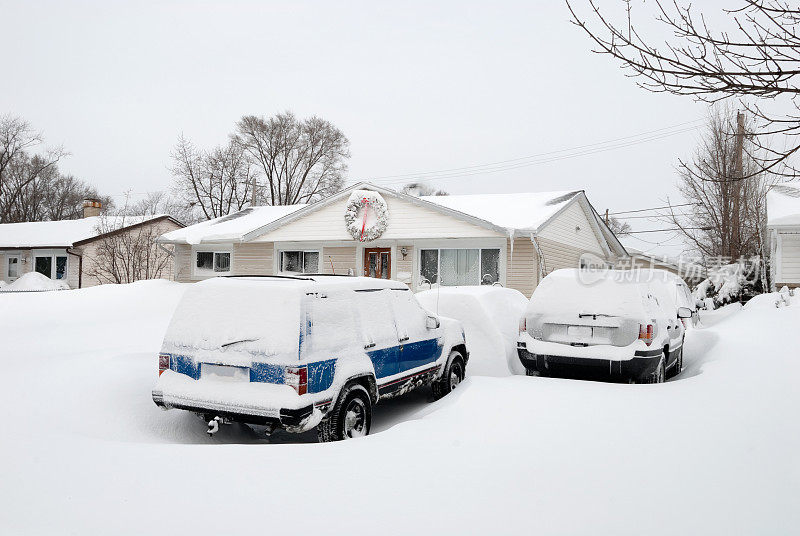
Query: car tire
525 368 540 377
432 350 465 400
651 355 666 384
317 383 372 442
667 346 684 379
636 354 665 384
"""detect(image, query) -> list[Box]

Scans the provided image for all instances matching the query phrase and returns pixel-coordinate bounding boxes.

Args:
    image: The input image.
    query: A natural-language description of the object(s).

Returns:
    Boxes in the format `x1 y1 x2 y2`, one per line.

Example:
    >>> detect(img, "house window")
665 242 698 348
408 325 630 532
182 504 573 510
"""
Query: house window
7 256 19 279
34 253 68 280
419 248 501 286
195 251 231 274
280 250 319 274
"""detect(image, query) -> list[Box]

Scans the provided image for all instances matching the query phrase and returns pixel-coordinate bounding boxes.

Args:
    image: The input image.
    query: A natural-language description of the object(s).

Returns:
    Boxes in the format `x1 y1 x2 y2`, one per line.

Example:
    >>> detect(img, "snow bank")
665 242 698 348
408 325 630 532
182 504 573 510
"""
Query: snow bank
2 279 800 534
416 286 528 376
0 271 69 292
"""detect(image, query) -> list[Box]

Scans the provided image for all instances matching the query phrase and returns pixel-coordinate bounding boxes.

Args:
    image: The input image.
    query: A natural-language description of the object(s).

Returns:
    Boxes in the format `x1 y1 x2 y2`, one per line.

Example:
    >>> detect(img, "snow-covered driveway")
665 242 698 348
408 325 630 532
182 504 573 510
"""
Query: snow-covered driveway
1 282 798 534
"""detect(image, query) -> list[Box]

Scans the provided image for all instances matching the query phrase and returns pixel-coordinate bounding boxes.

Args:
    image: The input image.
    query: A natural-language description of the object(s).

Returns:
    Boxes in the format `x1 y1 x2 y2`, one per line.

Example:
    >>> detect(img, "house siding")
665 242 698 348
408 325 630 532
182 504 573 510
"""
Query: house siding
321 246 357 275
506 237 538 298
537 236 591 274
232 242 274 276
538 200 605 256
173 244 193 282
777 232 800 287
251 194 504 242
79 218 183 288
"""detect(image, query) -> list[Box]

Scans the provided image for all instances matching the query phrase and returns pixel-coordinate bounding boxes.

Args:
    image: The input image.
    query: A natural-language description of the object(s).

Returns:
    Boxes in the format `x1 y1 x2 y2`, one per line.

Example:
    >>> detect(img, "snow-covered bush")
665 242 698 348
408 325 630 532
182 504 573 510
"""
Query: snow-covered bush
415 286 528 376
692 260 766 309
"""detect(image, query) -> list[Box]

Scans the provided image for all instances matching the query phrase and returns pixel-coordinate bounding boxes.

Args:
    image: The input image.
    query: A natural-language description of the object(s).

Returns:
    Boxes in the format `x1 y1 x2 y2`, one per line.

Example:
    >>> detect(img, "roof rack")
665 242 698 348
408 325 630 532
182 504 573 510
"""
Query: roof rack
222 274 314 281
300 273 356 277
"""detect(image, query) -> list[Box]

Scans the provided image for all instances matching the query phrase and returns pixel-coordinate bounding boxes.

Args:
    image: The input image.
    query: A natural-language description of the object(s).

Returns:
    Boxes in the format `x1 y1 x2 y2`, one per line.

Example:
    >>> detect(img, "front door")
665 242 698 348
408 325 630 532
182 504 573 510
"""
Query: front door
363 248 391 279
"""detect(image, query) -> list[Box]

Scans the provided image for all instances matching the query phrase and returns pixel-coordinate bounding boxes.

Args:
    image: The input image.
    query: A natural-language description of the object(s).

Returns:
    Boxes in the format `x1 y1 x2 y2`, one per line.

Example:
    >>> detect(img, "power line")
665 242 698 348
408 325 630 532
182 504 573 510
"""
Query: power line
614 211 694 220
626 226 710 234
608 202 699 216
367 120 703 185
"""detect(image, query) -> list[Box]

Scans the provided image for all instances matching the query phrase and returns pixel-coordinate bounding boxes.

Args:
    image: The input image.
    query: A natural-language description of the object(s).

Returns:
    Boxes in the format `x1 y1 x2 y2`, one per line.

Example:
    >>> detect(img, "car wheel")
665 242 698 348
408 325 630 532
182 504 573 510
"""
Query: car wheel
667 346 684 379
432 350 464 400
652 355 666 384
317 383 372 442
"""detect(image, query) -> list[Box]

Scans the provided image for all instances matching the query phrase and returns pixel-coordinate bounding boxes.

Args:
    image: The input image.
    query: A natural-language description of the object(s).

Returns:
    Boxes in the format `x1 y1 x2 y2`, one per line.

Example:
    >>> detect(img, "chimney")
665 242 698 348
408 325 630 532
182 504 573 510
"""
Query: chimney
82 198 102 218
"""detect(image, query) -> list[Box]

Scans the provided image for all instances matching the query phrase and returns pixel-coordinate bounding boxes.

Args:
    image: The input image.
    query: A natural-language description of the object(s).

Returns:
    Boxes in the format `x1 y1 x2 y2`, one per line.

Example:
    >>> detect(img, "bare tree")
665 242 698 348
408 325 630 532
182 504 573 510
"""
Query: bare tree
85 209 174 285
170 136 256 220
566 1 800 176
402 182 449 197
124 190 195 225
234 112 349 205
606 215 631 235
663 106 774 259
0 114 70 222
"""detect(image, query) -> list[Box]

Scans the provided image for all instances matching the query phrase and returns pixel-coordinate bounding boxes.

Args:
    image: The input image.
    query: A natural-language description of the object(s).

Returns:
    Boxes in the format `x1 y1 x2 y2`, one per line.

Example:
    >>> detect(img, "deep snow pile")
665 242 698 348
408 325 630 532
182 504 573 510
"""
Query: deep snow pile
0 271 69 292
416 286 528 376
1 282 799 535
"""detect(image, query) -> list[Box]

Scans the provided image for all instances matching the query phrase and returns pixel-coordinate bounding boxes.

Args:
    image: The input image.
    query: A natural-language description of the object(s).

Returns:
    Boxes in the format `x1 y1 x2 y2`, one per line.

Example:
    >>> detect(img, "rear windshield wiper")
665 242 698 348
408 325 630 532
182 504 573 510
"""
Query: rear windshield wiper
577 313 616 319
220 338 259 348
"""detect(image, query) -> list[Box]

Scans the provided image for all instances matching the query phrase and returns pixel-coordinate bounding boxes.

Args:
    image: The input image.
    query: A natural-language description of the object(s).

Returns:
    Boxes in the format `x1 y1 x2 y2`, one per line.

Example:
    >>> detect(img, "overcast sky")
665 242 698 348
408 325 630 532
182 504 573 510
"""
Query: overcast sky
2 1 723 256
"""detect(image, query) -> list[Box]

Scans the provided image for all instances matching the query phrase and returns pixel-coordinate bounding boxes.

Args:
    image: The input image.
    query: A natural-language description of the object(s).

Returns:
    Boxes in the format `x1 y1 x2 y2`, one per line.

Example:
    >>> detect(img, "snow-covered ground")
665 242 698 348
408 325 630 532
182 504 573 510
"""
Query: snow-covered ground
1 281 799 534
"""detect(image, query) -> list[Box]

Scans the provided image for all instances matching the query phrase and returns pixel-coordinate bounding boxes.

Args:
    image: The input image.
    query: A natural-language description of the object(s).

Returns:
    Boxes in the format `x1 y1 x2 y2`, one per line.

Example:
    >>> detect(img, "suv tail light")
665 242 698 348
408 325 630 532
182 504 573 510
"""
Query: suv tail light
638 324 654 346
519 317 527 335
285 366 308 395
158 354 170 376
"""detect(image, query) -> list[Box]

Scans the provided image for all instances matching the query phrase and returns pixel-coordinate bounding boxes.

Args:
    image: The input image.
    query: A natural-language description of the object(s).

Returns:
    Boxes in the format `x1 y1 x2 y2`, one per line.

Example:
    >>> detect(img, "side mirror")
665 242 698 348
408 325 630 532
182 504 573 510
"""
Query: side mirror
426 315 440 329
677 306 693 319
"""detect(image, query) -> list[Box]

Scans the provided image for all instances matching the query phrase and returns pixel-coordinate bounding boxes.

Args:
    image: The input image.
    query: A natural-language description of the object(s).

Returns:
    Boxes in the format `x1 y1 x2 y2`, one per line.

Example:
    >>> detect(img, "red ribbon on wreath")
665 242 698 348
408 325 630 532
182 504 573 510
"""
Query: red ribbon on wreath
359 196 370 242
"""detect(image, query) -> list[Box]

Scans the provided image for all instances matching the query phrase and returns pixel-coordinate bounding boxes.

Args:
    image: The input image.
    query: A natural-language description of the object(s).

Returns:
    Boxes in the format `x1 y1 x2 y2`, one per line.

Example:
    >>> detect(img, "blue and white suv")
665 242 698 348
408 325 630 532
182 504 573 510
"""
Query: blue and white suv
152 275 468 441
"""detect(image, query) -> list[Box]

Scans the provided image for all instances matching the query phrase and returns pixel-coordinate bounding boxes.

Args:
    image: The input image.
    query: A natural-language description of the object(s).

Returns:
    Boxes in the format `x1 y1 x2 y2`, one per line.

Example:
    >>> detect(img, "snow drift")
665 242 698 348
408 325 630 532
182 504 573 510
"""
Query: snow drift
416 286 528 376
0 271 69 292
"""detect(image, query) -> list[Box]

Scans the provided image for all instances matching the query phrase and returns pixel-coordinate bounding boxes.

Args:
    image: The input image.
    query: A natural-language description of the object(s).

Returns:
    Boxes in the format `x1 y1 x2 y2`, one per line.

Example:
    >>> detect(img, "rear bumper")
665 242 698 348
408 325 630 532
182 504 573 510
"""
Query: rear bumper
152 389 314 427
518 347 663 382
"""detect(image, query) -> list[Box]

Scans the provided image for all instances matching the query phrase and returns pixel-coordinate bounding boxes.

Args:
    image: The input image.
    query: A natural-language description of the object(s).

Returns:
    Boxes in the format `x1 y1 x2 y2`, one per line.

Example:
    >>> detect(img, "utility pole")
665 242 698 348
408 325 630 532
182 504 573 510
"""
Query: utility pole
732 111 745 259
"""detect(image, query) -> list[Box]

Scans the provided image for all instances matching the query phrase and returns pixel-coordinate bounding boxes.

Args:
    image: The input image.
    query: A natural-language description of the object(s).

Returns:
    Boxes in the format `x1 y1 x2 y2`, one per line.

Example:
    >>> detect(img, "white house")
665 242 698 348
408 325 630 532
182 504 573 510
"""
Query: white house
767 183 800 289
160 182 627 297
0 200 183 289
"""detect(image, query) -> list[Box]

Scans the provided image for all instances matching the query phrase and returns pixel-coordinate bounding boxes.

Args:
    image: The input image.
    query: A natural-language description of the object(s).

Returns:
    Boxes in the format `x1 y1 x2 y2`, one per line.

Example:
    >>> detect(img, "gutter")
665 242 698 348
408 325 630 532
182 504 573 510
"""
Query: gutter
66 247 83 289
529 232 546 284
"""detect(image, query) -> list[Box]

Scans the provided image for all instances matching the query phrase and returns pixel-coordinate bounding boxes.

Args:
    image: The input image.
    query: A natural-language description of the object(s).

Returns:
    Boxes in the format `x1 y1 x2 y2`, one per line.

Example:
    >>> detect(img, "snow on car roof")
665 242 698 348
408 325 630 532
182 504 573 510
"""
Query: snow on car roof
159 205 307 244
201 275 408 291
421 190 581 232
0 215 166 248
767 183 800 227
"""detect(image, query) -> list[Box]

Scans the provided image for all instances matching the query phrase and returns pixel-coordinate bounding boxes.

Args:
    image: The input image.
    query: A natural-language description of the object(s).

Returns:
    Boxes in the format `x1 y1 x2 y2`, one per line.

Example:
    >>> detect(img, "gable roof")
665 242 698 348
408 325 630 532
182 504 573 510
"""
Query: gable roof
158 181 628 258
0 214 175 249
159 205 307 244
420 191 580 232
767 183 800 227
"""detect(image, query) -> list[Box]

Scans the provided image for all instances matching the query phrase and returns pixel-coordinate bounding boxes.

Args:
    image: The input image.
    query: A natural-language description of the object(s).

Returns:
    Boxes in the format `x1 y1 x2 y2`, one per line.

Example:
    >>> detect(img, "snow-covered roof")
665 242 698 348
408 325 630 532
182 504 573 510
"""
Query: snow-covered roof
0 215 168 249
421 191 580 232
767 183 800 227
159 205 306 245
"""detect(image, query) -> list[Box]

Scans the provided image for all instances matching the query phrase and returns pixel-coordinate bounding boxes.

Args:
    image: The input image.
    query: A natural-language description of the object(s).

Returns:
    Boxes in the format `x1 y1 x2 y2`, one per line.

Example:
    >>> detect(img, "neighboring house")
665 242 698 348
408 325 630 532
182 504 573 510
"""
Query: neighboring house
616 242 707 286
767 183 800 289
0 199 184 289
159 182 627 297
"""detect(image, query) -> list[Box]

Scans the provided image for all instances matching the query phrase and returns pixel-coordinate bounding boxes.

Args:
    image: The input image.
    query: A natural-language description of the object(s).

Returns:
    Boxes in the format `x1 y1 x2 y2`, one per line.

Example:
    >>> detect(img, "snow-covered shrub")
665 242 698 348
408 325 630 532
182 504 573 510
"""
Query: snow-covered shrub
692 260 766 308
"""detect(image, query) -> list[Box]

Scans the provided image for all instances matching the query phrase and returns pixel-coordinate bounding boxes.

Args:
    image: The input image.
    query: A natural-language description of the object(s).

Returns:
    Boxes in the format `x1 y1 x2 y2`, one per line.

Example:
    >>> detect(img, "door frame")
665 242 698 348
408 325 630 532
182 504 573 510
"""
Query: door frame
363 247 392 279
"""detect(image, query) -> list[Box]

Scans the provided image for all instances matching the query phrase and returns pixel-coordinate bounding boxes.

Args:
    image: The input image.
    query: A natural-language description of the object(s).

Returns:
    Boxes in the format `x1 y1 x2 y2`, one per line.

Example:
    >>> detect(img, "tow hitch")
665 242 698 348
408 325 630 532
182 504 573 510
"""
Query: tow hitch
207 416 223 436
